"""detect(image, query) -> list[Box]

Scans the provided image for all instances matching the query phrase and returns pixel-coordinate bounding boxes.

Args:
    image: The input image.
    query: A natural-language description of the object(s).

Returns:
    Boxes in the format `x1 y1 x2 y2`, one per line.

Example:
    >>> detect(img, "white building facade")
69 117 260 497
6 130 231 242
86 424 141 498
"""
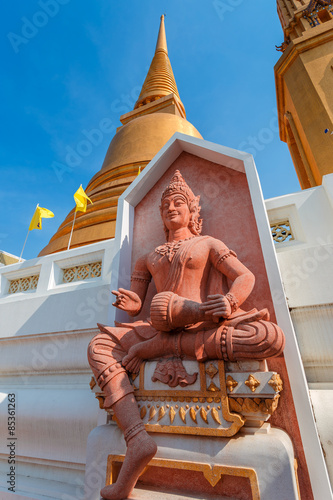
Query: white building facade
266 172 333 484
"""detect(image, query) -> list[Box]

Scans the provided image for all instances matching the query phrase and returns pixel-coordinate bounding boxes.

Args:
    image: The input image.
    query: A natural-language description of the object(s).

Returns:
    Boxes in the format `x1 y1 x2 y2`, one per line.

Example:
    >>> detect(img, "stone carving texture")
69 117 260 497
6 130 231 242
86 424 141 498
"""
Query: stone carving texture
88 171 285 500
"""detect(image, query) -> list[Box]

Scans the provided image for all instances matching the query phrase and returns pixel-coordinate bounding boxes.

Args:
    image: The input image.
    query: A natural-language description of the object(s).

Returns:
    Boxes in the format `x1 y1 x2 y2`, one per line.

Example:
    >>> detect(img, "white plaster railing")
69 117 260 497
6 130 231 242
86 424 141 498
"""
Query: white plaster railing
0 239 115 299
0 239 116 337
265 175 333 252
270 219 294 244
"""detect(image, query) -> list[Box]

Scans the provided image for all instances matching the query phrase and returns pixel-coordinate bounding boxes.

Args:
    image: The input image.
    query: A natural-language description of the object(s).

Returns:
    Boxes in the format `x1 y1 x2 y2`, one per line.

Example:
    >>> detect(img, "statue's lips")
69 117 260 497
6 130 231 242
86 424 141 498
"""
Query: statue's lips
166 212 179 219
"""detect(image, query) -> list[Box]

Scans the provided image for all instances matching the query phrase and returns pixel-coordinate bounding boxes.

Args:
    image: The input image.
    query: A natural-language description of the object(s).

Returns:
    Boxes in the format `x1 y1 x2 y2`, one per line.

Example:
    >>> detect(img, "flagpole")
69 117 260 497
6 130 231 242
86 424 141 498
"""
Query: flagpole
19 204 39 262
67 210 77 251
19 230 29 263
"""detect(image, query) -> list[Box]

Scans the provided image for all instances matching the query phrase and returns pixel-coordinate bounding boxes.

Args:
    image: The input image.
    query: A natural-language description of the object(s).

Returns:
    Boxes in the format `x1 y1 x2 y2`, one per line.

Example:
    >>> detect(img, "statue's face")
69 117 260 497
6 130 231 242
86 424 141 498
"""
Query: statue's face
161 193 191 231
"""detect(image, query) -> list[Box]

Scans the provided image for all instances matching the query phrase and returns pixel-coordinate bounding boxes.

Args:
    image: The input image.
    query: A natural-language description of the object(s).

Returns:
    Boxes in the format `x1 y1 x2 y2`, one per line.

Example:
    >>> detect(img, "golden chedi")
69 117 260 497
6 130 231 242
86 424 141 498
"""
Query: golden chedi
39 16 201 256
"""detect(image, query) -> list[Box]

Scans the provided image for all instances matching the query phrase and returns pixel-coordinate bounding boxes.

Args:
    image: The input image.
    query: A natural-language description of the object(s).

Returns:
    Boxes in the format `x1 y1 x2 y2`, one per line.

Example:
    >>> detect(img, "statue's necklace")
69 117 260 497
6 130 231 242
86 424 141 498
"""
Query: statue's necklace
155 236 197 262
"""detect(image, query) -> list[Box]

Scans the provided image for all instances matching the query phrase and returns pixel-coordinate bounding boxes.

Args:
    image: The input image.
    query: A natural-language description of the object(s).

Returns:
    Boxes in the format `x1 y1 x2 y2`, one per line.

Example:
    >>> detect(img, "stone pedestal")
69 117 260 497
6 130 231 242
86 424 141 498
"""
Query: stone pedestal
84 423 299 500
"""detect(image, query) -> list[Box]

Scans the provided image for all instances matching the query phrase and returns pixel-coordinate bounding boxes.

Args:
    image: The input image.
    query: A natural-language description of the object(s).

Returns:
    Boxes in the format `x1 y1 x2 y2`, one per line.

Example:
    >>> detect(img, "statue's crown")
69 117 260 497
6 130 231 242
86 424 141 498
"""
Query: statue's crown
161 170 195 203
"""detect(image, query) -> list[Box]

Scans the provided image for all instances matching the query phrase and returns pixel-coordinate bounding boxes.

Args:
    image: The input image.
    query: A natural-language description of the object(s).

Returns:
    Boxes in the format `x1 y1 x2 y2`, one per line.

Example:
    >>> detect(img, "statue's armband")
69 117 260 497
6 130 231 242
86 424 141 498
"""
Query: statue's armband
211 243 237 271
131 269 152 285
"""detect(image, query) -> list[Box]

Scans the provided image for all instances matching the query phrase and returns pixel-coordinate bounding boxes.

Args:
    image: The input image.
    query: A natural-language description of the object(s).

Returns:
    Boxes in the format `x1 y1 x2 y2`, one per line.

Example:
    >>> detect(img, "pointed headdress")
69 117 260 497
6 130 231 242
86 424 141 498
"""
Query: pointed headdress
160 170 202 236
161 170 195 204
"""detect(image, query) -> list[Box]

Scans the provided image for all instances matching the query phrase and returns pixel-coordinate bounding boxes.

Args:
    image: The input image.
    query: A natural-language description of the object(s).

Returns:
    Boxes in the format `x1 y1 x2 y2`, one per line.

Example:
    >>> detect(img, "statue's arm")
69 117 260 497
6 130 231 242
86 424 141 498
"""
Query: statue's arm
202 240 255 318
112 254 152 317
217 255 255 308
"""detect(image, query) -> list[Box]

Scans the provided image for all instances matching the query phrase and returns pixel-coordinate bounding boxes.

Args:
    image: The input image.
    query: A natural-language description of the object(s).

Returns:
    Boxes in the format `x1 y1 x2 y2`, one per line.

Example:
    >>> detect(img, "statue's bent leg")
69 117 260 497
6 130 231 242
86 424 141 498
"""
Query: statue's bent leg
88 329 134 407
226 320 285 361
88 329 157 500
186 320 285 362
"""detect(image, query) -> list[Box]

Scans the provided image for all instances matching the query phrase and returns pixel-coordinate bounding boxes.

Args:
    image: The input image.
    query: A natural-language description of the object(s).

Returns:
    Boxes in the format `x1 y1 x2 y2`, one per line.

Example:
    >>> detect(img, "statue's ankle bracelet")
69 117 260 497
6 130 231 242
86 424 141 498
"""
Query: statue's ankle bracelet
124 422 145 445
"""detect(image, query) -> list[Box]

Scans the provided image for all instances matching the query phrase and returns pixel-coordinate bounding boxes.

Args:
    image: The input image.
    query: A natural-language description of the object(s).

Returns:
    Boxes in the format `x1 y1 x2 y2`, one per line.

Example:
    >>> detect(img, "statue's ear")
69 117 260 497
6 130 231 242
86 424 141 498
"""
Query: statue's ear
190 195 200 213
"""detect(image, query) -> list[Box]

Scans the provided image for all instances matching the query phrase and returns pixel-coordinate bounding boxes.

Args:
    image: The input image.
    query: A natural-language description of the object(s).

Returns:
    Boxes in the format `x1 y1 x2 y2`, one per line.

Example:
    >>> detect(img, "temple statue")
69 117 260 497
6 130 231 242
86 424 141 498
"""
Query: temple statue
88 170 285 500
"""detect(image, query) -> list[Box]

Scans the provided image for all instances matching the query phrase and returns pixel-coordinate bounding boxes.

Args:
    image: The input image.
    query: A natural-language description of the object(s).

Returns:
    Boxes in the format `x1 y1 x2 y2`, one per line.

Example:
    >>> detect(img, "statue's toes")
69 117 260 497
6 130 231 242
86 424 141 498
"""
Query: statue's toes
124 356 142 373
122 354 130 366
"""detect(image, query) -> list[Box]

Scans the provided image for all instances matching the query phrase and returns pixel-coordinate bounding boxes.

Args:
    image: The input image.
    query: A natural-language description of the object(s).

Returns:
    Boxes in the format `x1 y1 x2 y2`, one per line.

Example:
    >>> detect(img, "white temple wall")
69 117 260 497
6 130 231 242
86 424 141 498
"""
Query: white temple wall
0 240 114 499
266 172 333 484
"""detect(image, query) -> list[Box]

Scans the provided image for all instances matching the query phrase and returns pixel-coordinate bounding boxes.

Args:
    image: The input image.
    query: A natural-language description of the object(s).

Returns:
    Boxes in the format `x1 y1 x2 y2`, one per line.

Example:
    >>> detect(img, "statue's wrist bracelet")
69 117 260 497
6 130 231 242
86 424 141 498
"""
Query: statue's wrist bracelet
225 293 239 313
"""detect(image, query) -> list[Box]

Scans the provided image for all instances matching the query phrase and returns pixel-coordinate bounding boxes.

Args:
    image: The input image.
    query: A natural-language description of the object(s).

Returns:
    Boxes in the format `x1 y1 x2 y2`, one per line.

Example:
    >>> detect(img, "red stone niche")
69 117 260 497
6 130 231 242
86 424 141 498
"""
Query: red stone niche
131 151 313 500
133 152 275 321
138 465 253 499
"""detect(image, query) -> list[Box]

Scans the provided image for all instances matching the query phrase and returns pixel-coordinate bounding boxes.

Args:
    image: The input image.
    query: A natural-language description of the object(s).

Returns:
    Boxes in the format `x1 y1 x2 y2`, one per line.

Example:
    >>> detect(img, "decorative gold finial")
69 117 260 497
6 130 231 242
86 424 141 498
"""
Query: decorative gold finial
134 15 185 116
155 14 168 54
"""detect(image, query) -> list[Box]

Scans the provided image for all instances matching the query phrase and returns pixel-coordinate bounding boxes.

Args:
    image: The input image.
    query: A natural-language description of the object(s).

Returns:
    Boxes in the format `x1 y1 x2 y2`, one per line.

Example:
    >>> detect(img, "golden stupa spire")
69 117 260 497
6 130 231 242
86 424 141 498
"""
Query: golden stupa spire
155 14 168 53
38 14 201 256
134 15 185 116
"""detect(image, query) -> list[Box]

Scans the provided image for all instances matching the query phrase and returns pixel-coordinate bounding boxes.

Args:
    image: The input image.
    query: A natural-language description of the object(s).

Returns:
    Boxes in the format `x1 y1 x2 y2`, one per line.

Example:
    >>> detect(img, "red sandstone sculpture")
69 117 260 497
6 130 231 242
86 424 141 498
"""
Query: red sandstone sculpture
88 170 285 500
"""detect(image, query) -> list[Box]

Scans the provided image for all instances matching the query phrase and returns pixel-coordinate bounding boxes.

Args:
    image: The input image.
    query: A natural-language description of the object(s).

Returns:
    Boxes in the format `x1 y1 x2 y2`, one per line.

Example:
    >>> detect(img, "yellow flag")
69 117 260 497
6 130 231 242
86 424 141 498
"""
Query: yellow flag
29 206 54 231
137 166 141 176
74 185 92 213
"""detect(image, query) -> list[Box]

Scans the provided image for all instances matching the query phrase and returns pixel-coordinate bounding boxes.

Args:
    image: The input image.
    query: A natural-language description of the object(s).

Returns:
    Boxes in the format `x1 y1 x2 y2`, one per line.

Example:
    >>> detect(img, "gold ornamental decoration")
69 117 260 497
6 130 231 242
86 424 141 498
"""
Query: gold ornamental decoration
205 363 218 379
106 455 260 499
228 395 280 415
89 376 96 390
245 374 261 392
268 373 283 393
135 360 244 437
157 406 165 421
226 375 238 393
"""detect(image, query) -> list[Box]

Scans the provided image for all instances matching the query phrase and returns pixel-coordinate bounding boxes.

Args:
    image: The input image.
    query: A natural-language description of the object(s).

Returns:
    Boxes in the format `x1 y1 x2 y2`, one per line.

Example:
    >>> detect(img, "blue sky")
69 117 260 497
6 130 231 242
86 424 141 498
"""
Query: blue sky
1 1 300 260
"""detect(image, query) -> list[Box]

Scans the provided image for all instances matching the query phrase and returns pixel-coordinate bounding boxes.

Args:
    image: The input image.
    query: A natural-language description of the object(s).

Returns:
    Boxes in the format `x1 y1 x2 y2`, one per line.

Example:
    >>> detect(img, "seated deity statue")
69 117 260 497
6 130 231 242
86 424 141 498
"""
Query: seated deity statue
88 170 285 500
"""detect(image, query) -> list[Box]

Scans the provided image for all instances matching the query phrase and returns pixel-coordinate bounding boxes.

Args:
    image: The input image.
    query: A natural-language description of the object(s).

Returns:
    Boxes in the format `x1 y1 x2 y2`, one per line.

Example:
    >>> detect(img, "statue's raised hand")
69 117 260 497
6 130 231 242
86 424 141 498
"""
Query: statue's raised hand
112 288 142 316
199 294 232 320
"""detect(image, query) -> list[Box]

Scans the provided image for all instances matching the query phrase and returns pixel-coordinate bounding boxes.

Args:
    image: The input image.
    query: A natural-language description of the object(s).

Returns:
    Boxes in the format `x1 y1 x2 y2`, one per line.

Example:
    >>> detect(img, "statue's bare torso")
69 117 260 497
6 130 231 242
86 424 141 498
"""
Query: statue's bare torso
146 236 218 302
133 235 252 309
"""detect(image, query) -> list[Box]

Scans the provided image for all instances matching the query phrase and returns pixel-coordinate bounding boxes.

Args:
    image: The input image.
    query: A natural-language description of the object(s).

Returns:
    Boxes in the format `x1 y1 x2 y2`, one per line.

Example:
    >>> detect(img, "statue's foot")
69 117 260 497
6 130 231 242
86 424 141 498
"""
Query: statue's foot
122 354 143 373
122 345 144 373
100 430 157 500
123 333 176 373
